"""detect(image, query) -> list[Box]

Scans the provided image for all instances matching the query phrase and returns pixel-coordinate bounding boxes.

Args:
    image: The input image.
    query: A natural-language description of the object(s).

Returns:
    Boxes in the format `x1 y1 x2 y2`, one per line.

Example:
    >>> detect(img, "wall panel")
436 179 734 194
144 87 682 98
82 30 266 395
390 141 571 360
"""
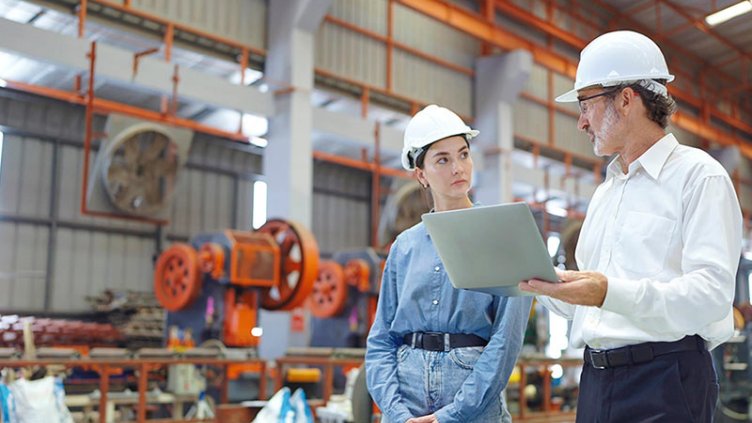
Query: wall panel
130 0 267 50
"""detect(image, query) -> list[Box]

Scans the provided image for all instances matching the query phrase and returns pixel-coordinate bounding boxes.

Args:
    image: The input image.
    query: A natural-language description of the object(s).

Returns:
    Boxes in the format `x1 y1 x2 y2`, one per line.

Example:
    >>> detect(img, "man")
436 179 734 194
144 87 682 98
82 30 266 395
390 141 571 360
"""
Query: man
519 30 742 422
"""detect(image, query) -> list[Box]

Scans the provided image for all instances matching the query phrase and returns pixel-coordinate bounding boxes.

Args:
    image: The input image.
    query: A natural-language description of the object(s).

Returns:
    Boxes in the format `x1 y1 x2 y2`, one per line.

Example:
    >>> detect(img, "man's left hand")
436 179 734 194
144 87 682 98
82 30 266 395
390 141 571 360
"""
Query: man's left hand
407 414 439 423
519 268 607 307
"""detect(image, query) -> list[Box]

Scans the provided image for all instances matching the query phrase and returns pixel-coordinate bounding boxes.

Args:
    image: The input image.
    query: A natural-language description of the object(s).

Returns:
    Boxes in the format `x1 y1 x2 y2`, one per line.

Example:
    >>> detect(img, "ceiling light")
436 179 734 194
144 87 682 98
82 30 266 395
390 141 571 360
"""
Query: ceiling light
250 137 268 148
705 0 752 26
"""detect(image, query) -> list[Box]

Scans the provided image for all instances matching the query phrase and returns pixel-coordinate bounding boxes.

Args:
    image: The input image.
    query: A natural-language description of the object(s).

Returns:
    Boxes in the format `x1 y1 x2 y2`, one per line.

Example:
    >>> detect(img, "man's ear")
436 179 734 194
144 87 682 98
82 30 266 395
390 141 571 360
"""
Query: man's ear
617 87 637 114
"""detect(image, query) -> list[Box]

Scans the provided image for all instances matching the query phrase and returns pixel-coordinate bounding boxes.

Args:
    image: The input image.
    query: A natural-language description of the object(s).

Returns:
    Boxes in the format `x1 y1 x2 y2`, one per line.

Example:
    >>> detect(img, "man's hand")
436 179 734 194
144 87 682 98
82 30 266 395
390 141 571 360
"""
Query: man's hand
519 268 608 307
407 414 439 423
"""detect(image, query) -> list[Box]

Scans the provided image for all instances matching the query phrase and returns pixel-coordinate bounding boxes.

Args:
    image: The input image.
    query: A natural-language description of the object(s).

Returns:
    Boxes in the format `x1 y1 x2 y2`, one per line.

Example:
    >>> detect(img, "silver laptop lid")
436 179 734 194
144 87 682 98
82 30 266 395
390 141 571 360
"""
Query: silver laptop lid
422 202 558 297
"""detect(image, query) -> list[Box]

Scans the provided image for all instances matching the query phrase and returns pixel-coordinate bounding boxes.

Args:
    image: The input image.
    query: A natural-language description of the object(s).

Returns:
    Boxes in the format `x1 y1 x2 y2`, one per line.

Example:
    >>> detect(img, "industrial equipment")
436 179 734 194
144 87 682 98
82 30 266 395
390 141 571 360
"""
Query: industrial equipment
87 114 193 220
309 249 384 349
153 219 319 348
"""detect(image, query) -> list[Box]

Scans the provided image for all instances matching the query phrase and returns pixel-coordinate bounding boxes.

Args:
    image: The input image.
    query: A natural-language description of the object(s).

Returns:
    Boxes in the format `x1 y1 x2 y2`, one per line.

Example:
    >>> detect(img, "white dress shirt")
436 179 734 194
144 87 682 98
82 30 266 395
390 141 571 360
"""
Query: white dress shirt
539 133 742 350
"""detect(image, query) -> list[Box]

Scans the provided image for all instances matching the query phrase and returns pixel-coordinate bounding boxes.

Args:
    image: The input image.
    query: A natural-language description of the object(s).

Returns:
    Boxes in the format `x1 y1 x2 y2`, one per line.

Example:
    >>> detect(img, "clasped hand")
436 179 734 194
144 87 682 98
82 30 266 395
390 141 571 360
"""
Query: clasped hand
406 414 439 423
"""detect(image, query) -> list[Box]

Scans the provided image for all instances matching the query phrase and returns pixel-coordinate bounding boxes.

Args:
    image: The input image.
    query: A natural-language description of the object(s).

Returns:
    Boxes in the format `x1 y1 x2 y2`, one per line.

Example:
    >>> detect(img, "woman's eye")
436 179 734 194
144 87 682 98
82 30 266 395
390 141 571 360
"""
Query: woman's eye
460 152 469 159
437 157 447 164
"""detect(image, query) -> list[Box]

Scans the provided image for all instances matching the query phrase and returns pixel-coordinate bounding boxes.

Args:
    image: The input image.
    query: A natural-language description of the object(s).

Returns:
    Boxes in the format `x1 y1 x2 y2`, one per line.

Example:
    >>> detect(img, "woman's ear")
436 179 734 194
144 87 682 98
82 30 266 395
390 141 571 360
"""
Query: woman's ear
415 169 429 189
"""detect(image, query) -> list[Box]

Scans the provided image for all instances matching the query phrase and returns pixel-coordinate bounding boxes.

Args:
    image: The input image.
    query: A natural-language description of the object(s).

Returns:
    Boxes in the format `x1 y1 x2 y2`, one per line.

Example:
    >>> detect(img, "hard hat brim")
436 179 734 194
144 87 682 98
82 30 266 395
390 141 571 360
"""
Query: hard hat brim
555 89 579 103
401 129 479 171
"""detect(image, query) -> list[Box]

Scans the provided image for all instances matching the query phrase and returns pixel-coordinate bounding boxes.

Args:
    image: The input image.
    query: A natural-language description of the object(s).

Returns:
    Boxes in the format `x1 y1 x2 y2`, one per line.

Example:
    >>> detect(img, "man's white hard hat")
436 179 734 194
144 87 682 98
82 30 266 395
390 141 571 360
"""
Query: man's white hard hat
556 30 674 103
401 105 479 171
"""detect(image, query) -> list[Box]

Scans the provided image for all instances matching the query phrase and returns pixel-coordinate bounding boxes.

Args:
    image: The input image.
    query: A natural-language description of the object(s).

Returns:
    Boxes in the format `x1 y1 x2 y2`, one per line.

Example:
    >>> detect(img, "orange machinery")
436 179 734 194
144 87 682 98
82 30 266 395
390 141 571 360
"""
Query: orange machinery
153 219 319 347
306 249 385 351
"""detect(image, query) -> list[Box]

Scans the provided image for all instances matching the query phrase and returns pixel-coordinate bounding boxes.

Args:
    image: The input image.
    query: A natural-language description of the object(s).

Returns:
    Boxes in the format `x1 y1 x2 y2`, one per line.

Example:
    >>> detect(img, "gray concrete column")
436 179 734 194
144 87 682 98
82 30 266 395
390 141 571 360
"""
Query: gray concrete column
473 50 532 205
265 0 332 227
261 0 332 360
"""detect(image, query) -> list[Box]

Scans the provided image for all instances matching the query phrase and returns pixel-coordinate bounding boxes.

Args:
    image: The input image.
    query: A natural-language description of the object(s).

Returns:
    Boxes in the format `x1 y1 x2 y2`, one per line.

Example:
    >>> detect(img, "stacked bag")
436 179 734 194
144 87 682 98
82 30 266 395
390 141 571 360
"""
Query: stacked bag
253 387 313 423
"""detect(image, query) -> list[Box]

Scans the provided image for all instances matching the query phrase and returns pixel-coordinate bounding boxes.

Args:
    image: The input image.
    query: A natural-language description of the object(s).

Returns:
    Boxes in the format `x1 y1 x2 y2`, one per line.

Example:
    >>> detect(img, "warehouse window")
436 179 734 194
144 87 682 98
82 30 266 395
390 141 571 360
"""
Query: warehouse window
253 180 267 229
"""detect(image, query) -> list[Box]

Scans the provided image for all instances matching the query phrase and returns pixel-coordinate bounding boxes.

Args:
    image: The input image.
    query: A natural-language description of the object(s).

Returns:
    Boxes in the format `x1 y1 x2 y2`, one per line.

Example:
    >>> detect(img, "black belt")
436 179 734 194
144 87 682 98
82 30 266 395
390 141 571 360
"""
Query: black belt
403 332 488 352
584 335 705 369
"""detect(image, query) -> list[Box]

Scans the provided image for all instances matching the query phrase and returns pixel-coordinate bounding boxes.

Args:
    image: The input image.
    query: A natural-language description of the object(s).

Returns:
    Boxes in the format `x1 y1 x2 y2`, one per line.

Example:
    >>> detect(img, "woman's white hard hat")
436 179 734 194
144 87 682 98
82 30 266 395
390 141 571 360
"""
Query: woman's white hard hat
556 30 674 103
401 105 479 171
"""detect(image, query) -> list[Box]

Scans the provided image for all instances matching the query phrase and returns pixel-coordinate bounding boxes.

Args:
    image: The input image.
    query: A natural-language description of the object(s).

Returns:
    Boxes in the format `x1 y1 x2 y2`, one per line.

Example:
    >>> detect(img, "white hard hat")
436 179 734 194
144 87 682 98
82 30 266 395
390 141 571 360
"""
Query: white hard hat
556 30 674 103
401 105 479 171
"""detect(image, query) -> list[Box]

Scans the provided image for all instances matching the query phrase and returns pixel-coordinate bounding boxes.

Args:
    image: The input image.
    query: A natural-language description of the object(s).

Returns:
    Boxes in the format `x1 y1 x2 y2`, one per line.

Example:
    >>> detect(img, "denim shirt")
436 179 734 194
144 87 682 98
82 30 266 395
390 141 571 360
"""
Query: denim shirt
365 221 533 423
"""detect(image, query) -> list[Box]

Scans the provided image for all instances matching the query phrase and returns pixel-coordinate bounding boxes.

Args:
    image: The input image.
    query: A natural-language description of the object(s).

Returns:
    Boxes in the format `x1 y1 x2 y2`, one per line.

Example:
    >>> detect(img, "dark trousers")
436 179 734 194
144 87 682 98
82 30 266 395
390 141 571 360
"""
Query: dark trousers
576 347 718 422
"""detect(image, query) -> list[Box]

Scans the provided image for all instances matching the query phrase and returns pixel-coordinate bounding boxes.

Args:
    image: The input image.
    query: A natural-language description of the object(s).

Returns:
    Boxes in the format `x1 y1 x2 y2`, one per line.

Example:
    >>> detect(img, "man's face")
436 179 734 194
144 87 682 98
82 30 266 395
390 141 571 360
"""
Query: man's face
577 87 624 157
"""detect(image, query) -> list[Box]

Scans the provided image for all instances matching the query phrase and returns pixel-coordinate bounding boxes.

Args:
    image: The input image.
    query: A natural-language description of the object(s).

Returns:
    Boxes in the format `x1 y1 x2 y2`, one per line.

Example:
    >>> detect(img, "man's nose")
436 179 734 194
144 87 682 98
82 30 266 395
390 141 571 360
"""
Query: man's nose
577 113 589 132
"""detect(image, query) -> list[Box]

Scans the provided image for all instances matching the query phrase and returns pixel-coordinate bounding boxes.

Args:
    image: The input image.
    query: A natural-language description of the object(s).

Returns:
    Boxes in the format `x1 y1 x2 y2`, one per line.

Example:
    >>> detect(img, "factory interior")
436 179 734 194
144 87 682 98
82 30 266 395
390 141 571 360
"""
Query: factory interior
0 0 751 421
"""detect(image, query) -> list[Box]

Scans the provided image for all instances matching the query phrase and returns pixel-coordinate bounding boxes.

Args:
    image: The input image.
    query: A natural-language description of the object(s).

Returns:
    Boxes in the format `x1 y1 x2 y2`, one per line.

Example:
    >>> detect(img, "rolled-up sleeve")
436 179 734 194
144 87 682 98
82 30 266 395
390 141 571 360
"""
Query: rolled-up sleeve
365 242 412 423
434 296 533 422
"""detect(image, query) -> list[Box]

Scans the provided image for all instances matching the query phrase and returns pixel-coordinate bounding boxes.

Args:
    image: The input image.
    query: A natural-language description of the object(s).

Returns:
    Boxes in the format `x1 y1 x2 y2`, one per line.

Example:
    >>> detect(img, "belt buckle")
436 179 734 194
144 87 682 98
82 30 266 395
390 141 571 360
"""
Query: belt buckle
588 349 608 369
423 333 443 351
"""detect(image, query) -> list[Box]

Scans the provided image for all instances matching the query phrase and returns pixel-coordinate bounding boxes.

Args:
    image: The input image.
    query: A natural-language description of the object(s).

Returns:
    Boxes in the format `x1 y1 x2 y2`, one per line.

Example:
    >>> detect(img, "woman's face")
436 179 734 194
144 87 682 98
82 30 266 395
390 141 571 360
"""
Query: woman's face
416 136 473 199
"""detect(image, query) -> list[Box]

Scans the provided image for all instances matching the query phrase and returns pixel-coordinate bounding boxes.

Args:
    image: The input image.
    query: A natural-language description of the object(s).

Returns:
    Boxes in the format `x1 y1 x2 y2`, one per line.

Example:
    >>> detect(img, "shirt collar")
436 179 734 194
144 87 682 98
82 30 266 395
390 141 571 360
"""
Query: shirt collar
606 133 678 180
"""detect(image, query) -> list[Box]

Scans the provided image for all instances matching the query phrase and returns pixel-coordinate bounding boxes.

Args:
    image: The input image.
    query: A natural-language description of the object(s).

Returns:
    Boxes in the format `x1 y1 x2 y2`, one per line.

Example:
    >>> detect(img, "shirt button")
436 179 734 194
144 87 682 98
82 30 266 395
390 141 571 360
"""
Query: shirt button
434 266 440 272
432 300 439 305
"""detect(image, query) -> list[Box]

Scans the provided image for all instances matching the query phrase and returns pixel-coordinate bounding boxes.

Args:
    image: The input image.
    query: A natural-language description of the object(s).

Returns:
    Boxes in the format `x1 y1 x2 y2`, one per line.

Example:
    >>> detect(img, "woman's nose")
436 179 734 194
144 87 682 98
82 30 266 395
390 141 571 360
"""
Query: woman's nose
452 162 461 174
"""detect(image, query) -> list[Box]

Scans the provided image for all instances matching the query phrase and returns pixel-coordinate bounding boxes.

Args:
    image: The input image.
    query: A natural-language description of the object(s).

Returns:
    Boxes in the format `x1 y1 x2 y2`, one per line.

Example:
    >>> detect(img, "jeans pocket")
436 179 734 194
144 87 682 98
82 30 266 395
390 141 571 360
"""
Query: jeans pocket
448 346 484 370
396 344 410 363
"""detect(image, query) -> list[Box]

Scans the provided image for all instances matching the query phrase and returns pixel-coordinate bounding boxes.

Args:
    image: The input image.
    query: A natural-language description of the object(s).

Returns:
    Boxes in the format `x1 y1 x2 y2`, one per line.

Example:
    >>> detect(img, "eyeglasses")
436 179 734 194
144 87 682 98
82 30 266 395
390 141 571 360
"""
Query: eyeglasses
577 88 619 114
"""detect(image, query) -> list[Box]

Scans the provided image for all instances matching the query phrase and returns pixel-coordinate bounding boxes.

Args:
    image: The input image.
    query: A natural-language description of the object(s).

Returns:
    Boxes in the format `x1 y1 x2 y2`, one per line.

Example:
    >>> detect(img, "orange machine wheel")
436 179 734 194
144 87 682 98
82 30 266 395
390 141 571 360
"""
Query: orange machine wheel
198 242 225 279
344 259 371 293
257 219 320 311
154 243 202 312
310 260 347 318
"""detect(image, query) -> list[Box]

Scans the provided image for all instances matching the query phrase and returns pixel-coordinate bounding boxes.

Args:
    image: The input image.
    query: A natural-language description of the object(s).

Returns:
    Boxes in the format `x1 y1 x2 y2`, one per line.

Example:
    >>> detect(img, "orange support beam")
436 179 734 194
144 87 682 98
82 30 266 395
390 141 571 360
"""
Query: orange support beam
400 0 752 154
94 0 265 57
164 23 174 62
324 15 474 76
386 0 394 89
397 0 577 78
78 0 87 38
313 150 412 179
372 123 382 247
493 0 586 50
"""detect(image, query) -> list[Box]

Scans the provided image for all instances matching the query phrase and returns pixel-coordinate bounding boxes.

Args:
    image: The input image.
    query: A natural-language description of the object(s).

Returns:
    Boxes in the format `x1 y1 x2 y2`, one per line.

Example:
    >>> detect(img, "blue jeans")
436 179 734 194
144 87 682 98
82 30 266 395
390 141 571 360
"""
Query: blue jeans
384 344 512 423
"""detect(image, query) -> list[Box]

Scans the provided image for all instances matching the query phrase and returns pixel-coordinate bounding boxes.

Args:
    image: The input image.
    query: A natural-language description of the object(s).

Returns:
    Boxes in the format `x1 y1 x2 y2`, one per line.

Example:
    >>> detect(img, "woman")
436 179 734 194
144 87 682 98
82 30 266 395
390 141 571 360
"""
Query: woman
366 105 532 423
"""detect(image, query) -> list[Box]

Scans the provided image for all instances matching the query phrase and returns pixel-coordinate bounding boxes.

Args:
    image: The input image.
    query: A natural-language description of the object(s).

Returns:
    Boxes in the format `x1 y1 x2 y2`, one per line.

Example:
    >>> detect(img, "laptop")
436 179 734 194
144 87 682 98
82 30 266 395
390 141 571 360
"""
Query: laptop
422 202 558 296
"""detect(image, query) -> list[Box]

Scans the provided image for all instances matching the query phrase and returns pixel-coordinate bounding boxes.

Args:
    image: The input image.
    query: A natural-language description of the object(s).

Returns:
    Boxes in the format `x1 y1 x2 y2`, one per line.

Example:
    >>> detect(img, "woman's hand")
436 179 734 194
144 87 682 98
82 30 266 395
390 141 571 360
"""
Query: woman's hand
407 414 439 423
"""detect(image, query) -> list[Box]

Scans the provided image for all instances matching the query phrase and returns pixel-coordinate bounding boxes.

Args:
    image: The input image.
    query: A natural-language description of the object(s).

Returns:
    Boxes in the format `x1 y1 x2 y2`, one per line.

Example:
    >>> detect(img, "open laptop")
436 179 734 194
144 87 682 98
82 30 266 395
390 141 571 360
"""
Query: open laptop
422 202 558 296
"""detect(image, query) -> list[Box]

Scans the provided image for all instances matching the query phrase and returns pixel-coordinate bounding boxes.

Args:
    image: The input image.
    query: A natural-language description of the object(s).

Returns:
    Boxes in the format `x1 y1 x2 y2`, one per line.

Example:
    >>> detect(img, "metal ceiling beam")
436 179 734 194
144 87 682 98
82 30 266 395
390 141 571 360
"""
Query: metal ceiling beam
590 0 748 100
396 0 578 78
660 0 751 61
493 0 586 49
398 0 752 151
493 1 752 138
